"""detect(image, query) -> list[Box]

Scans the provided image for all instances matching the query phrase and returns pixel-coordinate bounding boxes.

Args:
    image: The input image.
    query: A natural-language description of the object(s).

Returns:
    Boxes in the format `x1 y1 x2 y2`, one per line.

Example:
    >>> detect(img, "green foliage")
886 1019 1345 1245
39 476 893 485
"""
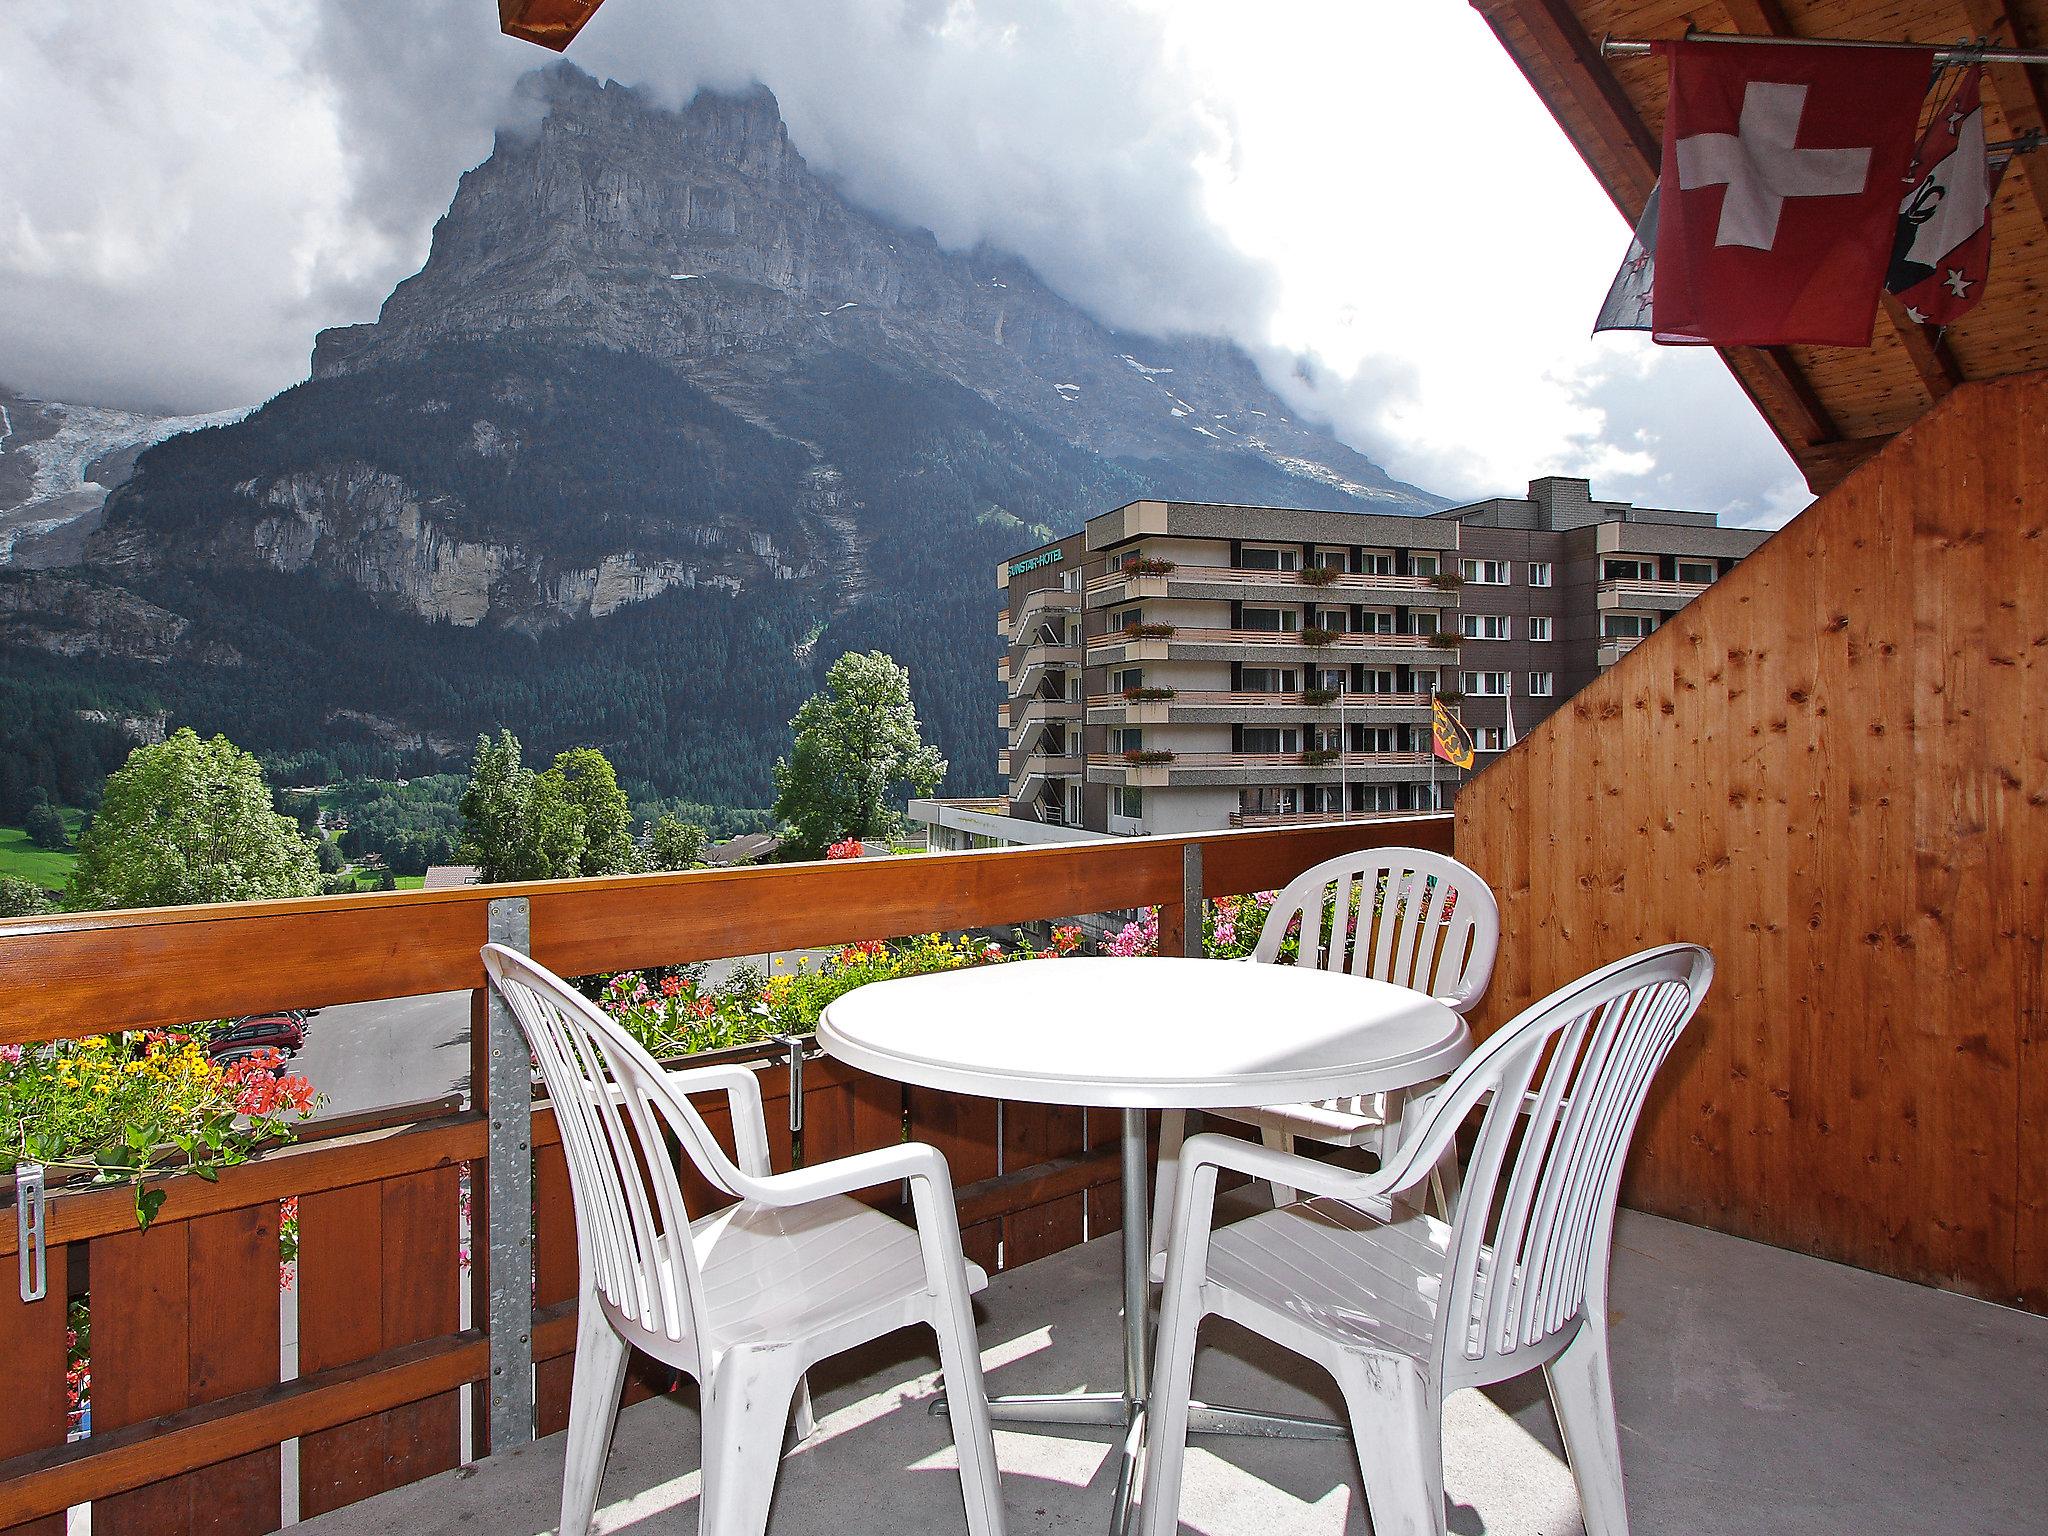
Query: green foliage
23 801 68 850
458 730 637 882
0 1031 317 1228
773 651 945 857
66 729 320 911
640 813 708 872
325 774 463 876
315 837 345 875
0 875 55 917
598 927 1084 1057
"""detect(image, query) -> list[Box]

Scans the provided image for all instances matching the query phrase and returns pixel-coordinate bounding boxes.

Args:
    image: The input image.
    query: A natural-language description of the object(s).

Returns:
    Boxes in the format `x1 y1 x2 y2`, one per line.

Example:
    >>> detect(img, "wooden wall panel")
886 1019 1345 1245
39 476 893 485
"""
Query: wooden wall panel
91 1209 282 1535
1456 372 2048 1307
0 1244 70 1536
297 1171 461 1517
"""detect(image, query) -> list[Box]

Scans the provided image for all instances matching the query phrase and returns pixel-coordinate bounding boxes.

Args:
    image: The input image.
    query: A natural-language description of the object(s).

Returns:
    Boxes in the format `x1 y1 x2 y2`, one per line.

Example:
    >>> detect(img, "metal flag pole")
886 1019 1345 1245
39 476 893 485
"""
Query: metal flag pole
1602 32 2048 66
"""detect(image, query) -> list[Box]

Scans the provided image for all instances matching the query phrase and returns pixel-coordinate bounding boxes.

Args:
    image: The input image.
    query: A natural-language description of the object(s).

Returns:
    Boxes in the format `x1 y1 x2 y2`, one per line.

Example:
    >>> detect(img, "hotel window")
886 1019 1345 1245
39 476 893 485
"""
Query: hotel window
1112 607 1142 631
1241 605 1299 632
1359 726 1396 753
1678 560 1716 583
1112 668 1144 693
1476 726 1507 752
1240 544 1299 571
1310 785 1345 814
1529 671 1554 697
1240 667 1295 692
1528 616 1553 642
1363 784 1400 811
1604 558 1653 581
1528 561 1553 586
1358 669 1395 694
1066 783 1083 823
1312 547 1352 573
1111 727 1143 754
1359 551 1395 575
1356 609 1394 634
1241 727 1298 753
1461 613 1510 640
1461 558 1510 584
1115 786 1144 819
1315 608 1352 632
1311 726 1344 753
1460 671 1510 696
1314 668 1348 692
1604 614 1656 638
1411 554 1440 577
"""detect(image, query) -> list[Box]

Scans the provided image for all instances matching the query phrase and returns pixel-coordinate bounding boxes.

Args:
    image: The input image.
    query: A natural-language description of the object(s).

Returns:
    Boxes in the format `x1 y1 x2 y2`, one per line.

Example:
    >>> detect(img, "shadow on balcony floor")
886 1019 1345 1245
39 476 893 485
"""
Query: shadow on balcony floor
296 1209 2048 1535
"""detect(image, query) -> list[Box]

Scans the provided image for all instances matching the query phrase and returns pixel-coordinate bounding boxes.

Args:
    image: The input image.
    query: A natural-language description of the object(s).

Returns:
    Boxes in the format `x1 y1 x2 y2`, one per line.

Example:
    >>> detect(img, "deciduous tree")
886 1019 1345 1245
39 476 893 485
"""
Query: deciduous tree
773 651 945 857
67 729 320 911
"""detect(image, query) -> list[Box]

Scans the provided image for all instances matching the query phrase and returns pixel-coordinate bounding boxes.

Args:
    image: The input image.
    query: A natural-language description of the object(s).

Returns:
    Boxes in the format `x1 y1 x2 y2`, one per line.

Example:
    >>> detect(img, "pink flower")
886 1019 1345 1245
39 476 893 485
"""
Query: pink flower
0 1044 21 1066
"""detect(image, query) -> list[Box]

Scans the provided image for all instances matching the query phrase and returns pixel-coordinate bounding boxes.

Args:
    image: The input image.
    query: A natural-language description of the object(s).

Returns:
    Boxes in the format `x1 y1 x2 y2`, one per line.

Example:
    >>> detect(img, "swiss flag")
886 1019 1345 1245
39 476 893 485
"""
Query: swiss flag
1652 39 1934 347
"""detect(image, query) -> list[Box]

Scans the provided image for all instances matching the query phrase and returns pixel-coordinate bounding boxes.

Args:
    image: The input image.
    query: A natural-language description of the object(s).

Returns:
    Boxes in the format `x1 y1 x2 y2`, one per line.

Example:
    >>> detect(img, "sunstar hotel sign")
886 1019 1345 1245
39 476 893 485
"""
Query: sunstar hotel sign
1008 549 1063 577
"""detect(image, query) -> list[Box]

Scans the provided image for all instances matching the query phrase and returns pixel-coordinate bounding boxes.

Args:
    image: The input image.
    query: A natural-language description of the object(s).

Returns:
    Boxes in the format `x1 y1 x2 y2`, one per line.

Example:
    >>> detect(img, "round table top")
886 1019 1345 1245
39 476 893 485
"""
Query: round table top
817 955 1469 1110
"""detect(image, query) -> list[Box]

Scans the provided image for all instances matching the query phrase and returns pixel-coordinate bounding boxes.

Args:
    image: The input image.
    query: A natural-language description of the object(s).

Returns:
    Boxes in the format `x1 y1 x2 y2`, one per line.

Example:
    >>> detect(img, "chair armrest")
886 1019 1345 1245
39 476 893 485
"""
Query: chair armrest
1176 1131 1404 1211
659 1060 774 1177
742 1141 953 1208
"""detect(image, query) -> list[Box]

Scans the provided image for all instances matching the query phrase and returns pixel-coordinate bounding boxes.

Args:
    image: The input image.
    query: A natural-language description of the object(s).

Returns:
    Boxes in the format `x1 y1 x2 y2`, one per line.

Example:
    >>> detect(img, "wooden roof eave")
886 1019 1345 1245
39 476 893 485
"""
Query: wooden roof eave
1469 0 1881 492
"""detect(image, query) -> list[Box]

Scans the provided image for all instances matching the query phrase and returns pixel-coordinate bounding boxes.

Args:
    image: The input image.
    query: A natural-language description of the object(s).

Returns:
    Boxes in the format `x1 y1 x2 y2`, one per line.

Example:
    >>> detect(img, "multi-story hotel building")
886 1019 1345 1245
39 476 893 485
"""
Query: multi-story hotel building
916 478 1770 847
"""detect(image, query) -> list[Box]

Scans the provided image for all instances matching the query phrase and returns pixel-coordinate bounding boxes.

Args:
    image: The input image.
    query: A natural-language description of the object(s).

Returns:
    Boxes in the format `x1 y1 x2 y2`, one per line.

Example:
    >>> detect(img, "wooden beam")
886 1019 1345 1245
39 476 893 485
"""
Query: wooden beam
497 0 606 51
1961 0 2048 226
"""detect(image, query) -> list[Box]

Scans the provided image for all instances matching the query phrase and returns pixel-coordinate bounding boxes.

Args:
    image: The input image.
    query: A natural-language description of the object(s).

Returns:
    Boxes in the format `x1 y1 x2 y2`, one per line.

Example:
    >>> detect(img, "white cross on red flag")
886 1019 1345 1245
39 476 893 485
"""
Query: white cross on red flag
1651 39 1935 347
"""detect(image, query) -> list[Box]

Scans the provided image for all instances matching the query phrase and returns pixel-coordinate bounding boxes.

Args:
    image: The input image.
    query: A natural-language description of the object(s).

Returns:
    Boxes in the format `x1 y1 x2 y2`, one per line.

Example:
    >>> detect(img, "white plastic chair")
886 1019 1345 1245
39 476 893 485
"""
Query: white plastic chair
1150 847 1500 1268
481 944 1006 1536
1139 943 1713 1536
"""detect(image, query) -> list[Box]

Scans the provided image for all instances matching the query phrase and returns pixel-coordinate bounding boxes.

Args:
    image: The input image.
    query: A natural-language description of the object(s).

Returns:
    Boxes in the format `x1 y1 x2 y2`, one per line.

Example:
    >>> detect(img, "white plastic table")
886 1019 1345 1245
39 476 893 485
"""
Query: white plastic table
817 954 1470 1535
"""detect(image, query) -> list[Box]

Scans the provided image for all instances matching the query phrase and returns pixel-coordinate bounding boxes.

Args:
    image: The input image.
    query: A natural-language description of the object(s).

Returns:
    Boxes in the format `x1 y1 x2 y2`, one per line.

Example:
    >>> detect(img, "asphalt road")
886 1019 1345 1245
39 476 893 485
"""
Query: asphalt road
290 990 472 1121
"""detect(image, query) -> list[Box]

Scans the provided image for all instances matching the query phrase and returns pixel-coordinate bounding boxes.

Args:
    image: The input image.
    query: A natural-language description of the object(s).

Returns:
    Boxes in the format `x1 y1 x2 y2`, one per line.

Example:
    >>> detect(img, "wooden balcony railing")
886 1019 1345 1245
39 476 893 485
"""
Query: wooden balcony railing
1088 751 1434 773
0 817 1451 1531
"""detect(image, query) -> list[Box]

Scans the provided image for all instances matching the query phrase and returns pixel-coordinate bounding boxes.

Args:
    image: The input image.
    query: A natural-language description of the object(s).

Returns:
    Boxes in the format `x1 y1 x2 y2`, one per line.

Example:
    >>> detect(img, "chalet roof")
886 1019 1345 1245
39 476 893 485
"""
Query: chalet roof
1473 0 2048 492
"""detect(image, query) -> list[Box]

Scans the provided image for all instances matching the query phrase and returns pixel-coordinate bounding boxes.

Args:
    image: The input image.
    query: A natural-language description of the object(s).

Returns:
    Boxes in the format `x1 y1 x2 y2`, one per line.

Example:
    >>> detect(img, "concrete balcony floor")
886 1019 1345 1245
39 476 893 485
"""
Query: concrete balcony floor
299 1207 2048 1535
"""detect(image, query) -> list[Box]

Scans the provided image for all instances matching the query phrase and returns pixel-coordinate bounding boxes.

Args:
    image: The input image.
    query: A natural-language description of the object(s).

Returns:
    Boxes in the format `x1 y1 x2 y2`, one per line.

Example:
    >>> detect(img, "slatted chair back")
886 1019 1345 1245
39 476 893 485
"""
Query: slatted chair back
1383 944 1713 1389
483 943 775 1364
1251 846 1500 1012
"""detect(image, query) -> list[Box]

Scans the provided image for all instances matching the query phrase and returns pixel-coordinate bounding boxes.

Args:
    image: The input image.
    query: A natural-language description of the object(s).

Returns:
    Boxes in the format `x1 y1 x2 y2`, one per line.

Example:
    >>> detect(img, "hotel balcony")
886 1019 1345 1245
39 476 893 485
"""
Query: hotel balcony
1086 564 1461 609
1085 626 1458 667
1087 688 1435 726
1009 692 1082 739
1006 644 1081 700
1086 748 1434 788
1595 577 1709 612
1596 634 1645 668
1012 585 1081 632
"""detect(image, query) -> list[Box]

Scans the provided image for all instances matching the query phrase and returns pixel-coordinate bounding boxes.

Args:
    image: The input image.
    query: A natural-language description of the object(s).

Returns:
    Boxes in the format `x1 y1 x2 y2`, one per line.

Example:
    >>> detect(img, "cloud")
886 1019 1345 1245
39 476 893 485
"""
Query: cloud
0 0 1803 522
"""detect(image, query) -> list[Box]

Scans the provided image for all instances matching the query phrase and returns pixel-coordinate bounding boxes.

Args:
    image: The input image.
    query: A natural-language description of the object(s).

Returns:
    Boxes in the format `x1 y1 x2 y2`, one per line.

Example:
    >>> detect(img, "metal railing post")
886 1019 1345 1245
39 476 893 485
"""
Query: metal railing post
485 896 534 1453
1181 843 1204 958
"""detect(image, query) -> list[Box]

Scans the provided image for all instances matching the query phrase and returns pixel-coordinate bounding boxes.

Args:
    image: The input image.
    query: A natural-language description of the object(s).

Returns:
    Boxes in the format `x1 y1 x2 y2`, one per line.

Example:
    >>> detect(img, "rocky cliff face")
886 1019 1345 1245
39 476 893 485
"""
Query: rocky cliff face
12 68 1436 803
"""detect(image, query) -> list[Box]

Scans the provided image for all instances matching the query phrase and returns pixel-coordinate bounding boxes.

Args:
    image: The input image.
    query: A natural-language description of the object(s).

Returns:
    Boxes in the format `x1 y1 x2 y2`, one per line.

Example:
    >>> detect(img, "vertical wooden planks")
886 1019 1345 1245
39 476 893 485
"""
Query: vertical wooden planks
531 1141 578 1438
908 1088 1001 1271
92 1208 282 1535
297 1171 461 1518
1456 373 2048 1308
0 1242 70 1536
1000 1101 1088 1267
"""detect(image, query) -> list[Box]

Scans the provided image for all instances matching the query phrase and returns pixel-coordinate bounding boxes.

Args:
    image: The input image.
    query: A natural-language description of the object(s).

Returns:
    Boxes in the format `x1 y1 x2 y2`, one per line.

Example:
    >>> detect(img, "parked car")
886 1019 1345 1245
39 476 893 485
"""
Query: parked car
210 1044 288 1075
208 1014 303 1056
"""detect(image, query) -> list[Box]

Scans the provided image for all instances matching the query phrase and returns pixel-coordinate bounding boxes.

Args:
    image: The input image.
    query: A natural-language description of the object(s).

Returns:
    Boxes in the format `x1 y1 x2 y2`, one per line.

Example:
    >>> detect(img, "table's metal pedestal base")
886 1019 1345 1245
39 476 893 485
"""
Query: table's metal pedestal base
935 1111 1348 1534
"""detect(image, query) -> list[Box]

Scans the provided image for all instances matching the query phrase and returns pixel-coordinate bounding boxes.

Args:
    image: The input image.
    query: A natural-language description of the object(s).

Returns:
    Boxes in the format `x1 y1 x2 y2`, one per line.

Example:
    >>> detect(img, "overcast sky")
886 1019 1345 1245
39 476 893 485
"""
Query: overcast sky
0 0 1809 524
